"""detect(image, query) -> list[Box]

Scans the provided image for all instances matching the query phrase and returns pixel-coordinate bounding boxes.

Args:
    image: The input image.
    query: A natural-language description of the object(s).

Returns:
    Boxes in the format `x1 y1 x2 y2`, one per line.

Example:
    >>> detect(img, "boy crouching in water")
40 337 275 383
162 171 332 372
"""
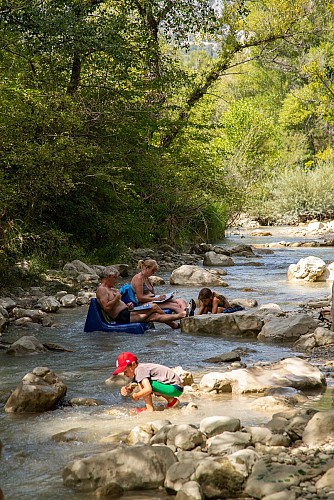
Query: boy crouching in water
113 352 183 413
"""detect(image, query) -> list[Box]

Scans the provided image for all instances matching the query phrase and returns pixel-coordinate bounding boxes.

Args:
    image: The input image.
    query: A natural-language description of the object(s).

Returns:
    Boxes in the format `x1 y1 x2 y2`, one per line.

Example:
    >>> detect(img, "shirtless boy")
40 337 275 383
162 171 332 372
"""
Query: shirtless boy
96 267 186 329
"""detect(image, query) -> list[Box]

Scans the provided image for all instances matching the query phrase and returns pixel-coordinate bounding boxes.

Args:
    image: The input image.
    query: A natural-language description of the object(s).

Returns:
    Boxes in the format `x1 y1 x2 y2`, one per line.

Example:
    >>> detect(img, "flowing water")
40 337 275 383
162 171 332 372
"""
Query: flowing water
1 226 334 499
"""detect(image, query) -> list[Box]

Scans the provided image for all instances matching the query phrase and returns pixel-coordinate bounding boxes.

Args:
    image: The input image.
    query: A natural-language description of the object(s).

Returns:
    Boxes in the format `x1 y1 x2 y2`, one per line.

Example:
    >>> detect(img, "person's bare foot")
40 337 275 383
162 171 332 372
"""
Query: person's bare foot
170 321 180 329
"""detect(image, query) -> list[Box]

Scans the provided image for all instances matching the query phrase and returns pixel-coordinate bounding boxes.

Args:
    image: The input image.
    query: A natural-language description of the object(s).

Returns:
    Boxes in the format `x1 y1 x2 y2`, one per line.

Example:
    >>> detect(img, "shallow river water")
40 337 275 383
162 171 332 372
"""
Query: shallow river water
1 226 334 499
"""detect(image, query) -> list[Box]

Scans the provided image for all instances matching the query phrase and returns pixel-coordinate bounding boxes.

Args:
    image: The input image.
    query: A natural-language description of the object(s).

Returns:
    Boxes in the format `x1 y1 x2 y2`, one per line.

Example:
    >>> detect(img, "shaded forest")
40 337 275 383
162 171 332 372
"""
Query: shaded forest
1 0 334 283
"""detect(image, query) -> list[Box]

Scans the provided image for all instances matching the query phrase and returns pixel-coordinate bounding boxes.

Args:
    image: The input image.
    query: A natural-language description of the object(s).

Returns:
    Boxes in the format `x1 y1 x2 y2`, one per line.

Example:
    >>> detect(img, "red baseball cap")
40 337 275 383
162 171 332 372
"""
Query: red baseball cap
113 352 138 375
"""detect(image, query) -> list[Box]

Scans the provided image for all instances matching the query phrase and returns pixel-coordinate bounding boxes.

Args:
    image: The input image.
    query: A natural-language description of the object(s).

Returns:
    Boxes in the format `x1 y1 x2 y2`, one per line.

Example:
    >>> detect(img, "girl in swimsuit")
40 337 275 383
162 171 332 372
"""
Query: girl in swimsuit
197 287 230 315
131 258 188 314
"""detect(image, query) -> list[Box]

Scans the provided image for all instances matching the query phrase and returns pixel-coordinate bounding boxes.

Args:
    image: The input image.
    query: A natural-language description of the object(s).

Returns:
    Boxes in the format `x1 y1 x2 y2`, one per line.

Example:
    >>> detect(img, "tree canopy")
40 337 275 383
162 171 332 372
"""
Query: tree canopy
1 0 334 277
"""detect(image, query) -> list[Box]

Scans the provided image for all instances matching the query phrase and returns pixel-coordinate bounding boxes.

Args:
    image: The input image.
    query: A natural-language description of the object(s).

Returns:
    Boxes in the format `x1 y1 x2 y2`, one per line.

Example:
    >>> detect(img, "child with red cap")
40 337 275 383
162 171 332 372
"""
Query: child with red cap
113 352 183 412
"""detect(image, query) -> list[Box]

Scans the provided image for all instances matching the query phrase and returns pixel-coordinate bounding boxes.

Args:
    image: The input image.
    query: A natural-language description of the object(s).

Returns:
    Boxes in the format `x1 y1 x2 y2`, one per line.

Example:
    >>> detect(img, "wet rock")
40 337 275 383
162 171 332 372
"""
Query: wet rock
59 294 77 307
52 428 89 443
303 410 334 447
199 357 326 395
195 458 245 498
63 445 177 491
181 312 263 338
203 252 234 267
0 297 17 311
167 424 205 451
204 351 241 363
175 481 203 500
172 367 194 386
258 314 319 342
69 397 101 406
12 307 47 323
170 265 227 286
288 256 326 282
199 416 240 437
6 335 48 355
250 230 272 236
37 296 61 312
127 424 154 445
94 482 124 498
4 367 67 413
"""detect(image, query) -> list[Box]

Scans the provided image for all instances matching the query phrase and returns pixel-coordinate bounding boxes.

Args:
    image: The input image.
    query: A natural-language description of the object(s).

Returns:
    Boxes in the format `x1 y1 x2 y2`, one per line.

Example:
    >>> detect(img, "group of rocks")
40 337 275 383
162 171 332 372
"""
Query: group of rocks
5 357 334 499
62 407 334 499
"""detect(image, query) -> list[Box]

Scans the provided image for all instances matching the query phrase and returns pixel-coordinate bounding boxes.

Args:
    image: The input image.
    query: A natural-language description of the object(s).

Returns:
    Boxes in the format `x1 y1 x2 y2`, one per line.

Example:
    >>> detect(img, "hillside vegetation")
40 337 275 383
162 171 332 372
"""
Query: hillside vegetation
1 1 334 285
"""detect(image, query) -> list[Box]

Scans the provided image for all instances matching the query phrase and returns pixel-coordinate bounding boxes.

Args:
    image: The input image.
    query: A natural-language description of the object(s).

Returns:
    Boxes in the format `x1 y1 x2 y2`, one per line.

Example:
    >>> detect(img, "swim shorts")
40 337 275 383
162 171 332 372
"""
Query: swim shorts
151 380 183 397
114 308 131 324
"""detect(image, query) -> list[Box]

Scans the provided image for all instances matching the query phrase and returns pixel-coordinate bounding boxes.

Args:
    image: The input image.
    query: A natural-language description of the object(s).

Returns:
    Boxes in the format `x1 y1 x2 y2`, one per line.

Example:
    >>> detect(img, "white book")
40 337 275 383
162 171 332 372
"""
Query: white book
132 303 153 311
152 291 175 303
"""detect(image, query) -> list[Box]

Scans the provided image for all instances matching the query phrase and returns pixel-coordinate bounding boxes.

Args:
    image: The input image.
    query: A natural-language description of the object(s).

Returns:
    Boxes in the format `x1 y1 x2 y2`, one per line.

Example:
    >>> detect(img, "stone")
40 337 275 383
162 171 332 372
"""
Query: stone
203 252 234 267
258 314 319 342
199 416 241 437
5 367 66 413
63 445 177 491
175 481 203 500
6 335 47 355
288 256 327 282
303 410 334 447
170 265 227 286
181 312 263 338
199 357 326 395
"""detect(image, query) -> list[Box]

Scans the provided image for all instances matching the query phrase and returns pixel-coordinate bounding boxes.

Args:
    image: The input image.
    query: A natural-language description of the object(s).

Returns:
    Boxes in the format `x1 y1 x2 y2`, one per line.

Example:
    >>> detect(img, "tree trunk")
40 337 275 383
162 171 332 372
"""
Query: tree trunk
66 52 81 96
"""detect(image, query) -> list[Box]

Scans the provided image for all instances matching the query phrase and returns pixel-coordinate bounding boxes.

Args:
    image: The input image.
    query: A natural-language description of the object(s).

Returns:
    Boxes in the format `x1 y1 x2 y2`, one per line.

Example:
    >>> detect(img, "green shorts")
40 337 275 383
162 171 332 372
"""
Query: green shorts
151 380 183 398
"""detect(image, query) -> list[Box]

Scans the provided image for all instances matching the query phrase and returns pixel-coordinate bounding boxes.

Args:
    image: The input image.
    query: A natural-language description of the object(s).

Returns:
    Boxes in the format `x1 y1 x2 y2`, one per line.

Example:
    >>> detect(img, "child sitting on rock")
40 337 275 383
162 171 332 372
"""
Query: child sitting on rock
197 287 231 315
113 352 183 413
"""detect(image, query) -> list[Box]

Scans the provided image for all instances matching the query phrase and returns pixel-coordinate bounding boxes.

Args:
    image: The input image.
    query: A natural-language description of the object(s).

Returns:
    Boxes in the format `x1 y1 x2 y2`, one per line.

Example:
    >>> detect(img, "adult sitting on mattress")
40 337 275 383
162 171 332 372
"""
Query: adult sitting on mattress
131 258 195 316
96 267 186 330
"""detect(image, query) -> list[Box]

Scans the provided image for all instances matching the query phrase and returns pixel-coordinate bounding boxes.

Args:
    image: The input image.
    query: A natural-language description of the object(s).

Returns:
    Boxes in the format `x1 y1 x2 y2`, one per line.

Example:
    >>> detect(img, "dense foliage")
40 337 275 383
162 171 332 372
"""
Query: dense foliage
1 0 334 282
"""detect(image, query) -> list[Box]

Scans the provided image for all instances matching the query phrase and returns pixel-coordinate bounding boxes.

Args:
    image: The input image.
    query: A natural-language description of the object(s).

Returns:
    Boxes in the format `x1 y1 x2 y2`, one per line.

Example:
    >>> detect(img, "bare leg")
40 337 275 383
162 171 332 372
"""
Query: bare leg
148 310 186 329
130 303 166 323
142 393 154 411
162 298 187 314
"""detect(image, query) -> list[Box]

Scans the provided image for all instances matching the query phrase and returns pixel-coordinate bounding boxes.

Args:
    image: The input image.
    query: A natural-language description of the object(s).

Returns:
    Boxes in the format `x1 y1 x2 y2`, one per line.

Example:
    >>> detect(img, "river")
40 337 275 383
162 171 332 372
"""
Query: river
1 226 333 499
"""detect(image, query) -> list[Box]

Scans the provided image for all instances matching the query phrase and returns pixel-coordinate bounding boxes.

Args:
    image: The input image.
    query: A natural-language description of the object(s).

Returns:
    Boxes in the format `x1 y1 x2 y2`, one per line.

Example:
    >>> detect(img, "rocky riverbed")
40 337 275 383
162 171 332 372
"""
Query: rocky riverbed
2 225 334 499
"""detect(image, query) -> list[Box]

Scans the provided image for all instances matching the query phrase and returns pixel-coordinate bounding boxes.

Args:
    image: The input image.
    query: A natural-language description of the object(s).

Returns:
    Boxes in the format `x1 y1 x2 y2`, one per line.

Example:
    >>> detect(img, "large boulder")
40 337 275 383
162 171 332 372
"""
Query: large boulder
6 335 47 355
199 357 326 395
181 312 263 338
288 256 327 282
302 410 334 447
170 265 227 286
203 252 234 267
257 314 318 342
63 445 177 492
37 296 61 313
4 367 67 413
63 259 96 275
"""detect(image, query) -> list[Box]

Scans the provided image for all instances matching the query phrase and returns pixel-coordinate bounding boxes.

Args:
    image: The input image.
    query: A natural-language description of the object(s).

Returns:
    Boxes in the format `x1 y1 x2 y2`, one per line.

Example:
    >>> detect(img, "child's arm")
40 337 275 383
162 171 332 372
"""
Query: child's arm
132 378 152 401
211 296 221 314
197 301 206 315
120 382 137 397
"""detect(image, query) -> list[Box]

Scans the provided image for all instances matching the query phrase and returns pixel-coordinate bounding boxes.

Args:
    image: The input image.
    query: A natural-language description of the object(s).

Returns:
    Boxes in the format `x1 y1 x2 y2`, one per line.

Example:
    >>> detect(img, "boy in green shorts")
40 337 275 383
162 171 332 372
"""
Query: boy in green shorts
113 352 183 412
